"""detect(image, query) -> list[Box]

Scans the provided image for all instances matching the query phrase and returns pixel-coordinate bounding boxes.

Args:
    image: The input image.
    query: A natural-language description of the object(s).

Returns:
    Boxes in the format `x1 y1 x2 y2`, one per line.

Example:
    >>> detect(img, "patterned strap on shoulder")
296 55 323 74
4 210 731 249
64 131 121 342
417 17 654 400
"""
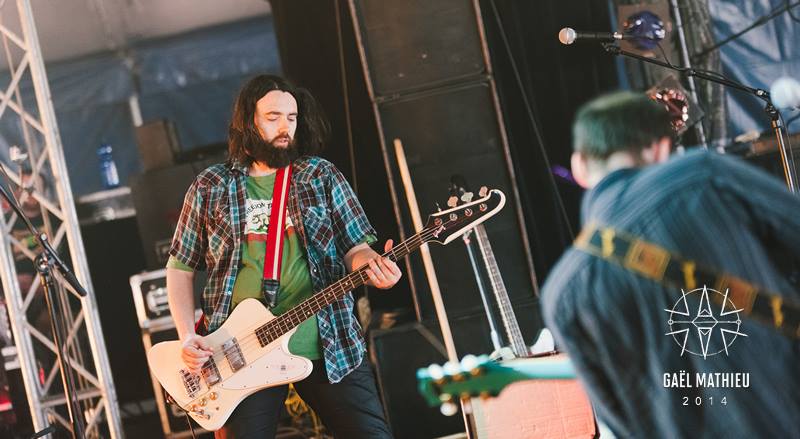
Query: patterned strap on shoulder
574 223 800 339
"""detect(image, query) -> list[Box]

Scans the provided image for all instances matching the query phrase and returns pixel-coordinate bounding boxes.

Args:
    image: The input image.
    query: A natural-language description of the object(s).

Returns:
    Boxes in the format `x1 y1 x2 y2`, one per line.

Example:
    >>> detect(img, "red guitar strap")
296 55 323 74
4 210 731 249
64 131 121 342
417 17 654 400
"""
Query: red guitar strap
261 165 292 307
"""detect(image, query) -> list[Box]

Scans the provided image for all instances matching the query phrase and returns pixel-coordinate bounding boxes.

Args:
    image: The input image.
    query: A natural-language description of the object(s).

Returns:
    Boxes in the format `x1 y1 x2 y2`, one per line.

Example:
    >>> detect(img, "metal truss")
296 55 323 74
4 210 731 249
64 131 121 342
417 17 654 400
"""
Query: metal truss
0 1 122 437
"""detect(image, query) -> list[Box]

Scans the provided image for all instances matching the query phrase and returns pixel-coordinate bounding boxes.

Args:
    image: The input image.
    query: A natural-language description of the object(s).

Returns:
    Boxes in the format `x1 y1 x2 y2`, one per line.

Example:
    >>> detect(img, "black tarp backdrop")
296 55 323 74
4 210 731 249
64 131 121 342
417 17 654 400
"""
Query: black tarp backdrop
268 0 618 314
480 0 619 277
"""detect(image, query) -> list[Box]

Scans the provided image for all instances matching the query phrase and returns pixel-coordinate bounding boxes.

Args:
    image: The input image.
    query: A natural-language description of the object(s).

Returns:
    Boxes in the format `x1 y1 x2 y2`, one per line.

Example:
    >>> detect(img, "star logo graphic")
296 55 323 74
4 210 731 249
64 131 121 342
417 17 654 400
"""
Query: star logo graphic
665 286 747 359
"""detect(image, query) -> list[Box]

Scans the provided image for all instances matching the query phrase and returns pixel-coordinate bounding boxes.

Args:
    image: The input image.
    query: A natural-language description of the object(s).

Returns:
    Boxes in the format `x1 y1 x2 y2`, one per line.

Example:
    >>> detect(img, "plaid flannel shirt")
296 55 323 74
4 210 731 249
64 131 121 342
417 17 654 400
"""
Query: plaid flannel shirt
169 156 377 383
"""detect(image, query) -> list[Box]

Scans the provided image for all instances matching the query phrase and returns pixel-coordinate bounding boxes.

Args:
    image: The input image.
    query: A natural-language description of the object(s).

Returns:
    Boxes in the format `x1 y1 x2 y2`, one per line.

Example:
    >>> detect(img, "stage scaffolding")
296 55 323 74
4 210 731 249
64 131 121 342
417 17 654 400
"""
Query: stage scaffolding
0 1 122 437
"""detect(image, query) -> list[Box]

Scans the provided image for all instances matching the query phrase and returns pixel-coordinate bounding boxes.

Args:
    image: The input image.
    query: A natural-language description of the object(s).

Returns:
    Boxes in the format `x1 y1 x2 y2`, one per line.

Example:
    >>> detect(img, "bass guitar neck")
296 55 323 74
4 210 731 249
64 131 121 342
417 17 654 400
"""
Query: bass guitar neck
473 224 530 358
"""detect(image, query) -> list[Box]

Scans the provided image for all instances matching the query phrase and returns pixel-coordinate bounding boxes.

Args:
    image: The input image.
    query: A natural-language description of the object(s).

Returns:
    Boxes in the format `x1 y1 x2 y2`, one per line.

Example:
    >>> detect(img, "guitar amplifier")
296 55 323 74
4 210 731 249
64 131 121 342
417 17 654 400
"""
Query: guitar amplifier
472 360 596 439
130 269 172 329
130 269 206 330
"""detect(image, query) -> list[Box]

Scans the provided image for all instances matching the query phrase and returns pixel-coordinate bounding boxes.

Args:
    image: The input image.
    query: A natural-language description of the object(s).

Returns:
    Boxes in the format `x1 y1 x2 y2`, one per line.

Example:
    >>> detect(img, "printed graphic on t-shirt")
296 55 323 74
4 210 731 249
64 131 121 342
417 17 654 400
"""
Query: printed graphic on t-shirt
245 198 294 241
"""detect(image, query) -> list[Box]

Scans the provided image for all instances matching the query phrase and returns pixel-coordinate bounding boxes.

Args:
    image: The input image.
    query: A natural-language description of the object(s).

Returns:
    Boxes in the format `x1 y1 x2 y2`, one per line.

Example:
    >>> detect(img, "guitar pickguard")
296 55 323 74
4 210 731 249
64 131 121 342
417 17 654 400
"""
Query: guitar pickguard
221 342 312 390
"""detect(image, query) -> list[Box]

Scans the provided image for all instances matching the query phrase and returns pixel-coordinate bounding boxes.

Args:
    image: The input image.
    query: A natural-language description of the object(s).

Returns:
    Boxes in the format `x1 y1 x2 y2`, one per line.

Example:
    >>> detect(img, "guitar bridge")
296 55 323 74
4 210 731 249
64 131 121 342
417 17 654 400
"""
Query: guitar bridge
222 338 246 372
179 369 201 399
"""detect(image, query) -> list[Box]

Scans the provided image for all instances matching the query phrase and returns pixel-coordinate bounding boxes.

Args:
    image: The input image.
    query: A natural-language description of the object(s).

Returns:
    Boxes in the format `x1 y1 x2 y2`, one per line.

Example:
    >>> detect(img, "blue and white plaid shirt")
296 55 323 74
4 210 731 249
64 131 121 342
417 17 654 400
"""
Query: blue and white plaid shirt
169 155 377 383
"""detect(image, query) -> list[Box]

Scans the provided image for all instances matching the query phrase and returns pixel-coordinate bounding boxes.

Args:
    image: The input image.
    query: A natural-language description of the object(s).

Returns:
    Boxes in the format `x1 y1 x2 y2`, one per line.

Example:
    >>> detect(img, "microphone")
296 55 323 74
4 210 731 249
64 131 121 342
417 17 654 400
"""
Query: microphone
558 27 626 45
770 77 800 109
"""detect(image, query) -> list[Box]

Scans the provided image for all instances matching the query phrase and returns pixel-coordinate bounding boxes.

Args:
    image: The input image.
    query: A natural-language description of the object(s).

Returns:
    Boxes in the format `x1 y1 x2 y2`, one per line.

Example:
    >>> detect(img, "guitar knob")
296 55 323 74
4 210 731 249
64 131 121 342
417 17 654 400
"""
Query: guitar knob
460 192 474 203
447 196 458 208
208 392 218 400
479 186 488 197
199 398 207 407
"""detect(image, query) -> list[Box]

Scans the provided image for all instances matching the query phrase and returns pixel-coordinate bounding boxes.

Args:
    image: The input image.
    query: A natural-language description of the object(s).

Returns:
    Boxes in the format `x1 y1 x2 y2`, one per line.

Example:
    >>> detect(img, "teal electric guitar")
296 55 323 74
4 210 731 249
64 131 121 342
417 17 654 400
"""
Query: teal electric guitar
417 353 576 415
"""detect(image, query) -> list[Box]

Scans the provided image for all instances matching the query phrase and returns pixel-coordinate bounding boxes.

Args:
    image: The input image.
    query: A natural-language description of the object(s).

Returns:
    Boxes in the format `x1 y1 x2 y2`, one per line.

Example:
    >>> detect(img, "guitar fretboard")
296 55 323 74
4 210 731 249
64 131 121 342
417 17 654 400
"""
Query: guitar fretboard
254 226 435 346
474 224 530 357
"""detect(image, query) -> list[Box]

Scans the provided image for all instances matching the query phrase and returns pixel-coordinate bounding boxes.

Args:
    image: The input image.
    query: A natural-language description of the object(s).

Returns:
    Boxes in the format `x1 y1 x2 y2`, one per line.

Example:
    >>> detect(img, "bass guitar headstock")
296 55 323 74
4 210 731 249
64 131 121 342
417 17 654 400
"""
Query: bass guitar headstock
424 188 505 246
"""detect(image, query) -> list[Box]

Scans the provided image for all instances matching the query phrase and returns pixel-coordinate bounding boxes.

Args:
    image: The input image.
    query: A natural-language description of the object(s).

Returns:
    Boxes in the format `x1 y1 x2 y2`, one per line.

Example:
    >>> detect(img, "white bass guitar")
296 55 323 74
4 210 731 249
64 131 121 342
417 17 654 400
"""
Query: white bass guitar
147 189 507 430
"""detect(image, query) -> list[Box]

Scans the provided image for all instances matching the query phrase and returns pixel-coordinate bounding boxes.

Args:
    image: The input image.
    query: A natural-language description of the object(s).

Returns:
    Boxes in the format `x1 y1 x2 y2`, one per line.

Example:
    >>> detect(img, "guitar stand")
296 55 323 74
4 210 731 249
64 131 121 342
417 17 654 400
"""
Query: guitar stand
461 229 504 353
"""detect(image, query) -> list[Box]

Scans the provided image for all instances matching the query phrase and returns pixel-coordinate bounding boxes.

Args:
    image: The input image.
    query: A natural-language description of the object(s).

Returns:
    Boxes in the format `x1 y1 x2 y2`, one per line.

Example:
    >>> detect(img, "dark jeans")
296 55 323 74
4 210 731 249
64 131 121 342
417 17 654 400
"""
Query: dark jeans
215 359 392 439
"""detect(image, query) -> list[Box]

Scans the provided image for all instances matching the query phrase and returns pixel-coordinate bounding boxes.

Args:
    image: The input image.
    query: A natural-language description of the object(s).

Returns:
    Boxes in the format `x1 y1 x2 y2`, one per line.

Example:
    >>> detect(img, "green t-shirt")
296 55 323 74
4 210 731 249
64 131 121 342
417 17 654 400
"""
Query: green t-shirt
168 173 321 360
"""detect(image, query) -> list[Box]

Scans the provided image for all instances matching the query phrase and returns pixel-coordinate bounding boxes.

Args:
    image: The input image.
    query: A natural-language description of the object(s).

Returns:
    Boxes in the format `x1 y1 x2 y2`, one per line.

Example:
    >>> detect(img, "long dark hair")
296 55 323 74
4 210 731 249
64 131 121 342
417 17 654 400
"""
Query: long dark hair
227 74 330 166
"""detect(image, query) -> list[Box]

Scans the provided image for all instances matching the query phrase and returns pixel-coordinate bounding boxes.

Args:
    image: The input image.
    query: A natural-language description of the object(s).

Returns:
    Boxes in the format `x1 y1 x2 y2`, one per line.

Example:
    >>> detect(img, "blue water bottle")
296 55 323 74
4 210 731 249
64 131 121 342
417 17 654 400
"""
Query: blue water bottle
97 143 120 189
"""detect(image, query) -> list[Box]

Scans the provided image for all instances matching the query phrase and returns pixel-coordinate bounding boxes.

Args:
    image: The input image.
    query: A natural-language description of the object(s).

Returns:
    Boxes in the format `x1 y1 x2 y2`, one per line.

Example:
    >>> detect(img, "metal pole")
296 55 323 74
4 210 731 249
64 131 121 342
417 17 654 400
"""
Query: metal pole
8 1 124 436
768 103 798 193
37 254 84 439
0 218 47 430
670 0 708 148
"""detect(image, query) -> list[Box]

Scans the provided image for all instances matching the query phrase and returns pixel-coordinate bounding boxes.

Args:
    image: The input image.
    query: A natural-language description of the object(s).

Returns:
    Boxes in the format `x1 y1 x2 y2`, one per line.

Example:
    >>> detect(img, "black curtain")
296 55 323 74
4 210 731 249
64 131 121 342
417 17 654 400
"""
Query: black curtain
479 0 619 280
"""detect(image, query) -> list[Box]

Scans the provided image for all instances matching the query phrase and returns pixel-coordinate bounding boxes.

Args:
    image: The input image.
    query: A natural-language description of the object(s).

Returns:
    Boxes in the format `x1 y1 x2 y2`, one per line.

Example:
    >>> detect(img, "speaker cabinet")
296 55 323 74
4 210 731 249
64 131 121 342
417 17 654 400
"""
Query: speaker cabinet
350 0 487 95
369 299 542 439
377 81 534 319
80 217 151 405
349 0 537 321
135 119 181 172
369 317 491 439
130 164 200 270
130 154 224 270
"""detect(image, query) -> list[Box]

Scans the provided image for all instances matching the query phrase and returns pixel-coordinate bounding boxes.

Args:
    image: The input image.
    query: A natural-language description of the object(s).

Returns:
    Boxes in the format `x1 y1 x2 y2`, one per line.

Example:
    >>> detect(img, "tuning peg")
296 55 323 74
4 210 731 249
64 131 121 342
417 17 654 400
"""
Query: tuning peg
427 364 444 380
460 192 474 203
479 186 488 197
440 401 459 416
460 354 479 372
443 361 460 376
447 196 458 208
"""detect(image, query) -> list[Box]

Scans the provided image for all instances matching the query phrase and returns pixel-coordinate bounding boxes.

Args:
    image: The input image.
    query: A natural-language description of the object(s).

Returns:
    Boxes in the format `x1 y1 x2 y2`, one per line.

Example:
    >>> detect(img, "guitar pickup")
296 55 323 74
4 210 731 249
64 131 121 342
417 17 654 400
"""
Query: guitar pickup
201 358 221 386
222 338 246 372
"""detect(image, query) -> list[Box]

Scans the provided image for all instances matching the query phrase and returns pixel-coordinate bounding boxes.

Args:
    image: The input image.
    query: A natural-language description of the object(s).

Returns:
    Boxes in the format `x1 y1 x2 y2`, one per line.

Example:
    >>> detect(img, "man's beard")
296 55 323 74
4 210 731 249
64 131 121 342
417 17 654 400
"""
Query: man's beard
246 134 300 168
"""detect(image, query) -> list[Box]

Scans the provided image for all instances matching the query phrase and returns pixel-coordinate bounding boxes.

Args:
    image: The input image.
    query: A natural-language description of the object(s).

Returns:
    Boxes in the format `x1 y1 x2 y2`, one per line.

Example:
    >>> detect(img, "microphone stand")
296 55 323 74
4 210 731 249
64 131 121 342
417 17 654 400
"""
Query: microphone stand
0 181 88 439
602 43 798 193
